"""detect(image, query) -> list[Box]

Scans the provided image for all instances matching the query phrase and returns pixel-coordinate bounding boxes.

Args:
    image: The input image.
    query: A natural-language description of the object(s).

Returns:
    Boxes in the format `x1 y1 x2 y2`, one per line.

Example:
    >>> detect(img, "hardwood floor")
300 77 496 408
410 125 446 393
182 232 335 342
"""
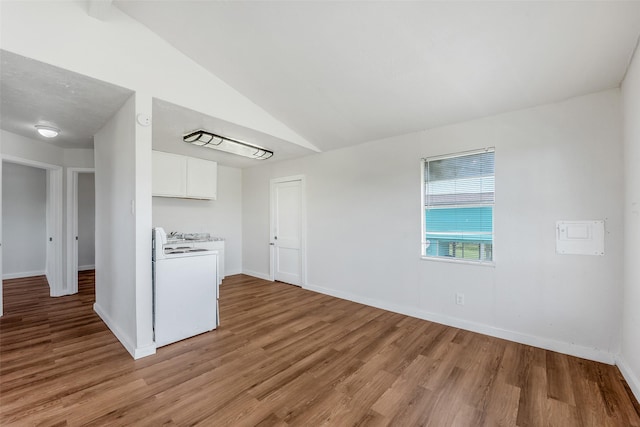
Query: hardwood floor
1 273 639 426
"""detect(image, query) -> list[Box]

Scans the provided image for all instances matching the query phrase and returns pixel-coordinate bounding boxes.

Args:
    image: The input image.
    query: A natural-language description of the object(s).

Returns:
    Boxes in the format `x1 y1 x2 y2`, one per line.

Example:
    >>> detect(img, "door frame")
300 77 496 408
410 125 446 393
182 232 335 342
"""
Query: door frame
269 175 307 286
66 167 95 295
0 158 2 317
1 155 64 304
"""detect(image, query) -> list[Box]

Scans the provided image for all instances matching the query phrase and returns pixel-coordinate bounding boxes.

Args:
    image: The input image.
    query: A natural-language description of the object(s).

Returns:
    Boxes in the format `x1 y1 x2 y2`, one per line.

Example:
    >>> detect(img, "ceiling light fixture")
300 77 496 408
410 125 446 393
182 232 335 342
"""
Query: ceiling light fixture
35 125 60 138
183 129 273 160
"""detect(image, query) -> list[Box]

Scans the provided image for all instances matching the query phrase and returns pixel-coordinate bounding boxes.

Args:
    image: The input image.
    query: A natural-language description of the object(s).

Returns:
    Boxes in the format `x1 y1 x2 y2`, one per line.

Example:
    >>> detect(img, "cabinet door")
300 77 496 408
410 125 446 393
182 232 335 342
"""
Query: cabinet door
186 157 217 200
152 151 187 197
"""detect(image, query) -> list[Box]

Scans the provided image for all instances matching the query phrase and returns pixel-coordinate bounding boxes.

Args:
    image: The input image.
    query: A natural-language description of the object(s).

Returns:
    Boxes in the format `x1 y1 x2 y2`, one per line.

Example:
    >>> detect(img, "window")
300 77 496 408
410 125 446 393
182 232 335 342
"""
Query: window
421 148 495 263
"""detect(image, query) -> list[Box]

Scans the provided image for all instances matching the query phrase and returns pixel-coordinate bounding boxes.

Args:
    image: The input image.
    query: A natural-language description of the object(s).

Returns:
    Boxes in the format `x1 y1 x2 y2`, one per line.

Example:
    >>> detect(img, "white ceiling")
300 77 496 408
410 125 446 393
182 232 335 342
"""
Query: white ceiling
152 98 317 169
116 1 640 152
0 49 315 167
0 50 133 149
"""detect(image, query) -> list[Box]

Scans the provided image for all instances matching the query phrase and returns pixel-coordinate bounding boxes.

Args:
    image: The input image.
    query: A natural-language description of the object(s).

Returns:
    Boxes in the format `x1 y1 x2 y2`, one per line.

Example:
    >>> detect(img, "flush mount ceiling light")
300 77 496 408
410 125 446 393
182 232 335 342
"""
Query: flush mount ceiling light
35 125 60 138
183 129 273 160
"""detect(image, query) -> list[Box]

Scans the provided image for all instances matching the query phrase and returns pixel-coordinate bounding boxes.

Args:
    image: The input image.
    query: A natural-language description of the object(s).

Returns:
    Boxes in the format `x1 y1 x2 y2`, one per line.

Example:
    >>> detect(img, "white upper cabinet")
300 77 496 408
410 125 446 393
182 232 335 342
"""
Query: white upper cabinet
186 157 217 200
152 151 187 197
152 151 217 200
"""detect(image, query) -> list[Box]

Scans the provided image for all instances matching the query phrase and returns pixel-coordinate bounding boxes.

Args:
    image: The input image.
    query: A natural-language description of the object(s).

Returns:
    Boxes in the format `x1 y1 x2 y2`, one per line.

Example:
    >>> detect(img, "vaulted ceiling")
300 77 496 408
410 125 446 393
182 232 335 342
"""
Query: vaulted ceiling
2 2 639 157
116 1 640 152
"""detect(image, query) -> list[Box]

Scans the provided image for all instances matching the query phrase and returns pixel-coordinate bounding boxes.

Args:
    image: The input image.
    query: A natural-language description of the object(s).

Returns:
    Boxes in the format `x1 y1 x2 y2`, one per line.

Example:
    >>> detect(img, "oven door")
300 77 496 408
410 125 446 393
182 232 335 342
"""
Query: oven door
154 254 217 347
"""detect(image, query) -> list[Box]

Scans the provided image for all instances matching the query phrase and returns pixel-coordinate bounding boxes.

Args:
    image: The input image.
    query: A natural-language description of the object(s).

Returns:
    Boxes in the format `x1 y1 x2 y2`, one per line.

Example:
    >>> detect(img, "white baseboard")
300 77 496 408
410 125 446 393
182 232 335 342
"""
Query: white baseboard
616 355 640 403
304 283 615 365
225 268 243 276
242 269 272 281
2 270 46 280
78 264 95 271
93 302 156 360
134 343 157 359
94 302 136 357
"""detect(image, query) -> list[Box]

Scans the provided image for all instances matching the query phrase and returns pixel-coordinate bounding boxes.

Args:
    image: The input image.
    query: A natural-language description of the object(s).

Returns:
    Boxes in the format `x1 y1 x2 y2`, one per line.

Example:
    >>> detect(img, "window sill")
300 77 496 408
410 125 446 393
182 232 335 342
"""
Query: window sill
420 256 495 267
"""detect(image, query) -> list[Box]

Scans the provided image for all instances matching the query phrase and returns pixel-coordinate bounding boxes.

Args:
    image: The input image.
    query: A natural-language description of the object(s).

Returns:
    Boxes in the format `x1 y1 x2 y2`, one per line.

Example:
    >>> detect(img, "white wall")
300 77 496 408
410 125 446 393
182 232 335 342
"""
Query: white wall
93 93 154 359
620 44 640 400
133 94 154 357
93 94 139 356
0 130 94 170
64 148 95 168
1 162 47 278
243 89 623 363
1 130 65 165
77 173 95 269
1 130 94 293
0 0 315 152
152 165 243 275
0 0 309 355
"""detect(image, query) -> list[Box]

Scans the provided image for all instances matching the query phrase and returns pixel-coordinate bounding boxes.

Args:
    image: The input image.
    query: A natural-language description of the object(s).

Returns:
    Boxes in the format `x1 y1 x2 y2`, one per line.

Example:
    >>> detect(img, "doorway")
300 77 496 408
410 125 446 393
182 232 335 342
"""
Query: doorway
0 155 64 316
270 175 306 286
66 168 95 295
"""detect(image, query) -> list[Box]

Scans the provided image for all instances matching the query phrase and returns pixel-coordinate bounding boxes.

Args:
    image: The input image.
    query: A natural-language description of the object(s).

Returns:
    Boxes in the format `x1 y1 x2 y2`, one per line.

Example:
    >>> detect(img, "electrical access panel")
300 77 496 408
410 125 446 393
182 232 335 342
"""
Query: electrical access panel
556 220 605 256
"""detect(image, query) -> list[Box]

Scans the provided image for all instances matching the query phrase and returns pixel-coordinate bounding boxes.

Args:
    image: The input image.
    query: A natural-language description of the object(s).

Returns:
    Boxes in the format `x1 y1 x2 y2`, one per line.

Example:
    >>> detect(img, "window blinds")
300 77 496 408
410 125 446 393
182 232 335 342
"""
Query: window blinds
423 148 495 261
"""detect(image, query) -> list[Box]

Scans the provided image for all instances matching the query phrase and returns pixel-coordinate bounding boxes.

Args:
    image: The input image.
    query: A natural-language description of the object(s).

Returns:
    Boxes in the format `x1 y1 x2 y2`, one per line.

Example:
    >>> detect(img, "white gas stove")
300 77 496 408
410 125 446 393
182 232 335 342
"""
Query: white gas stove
155 230 226 280
152 227 221 348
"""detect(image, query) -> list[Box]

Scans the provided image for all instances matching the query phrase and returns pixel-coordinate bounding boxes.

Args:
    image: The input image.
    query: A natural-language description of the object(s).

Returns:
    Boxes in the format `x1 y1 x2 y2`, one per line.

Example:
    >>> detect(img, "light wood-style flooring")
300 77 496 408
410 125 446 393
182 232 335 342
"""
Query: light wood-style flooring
1 272 639 426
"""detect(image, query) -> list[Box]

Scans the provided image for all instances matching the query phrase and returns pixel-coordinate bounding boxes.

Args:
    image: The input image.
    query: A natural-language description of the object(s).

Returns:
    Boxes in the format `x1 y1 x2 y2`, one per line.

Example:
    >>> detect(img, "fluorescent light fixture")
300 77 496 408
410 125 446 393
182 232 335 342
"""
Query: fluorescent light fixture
183 129 273 160
35 125 59 138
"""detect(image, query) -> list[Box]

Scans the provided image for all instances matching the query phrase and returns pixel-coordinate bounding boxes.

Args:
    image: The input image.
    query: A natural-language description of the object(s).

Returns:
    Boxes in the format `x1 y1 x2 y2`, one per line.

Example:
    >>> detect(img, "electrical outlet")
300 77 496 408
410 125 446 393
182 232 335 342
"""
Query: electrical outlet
456 292 465 306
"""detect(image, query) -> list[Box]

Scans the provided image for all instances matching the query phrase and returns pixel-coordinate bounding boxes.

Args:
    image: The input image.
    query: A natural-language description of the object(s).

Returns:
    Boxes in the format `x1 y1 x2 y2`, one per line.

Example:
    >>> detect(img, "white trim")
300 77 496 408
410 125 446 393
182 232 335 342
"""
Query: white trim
616 355 640 403
2 154 59 170
224 268 242 276
66 168 95 295
134 343 157 359
2 270 46 280
93 302 136 356
420 160 426 262
93 302 156 359
78 264 96 271
66 169 78 294
269 175 307 286
0 158 2 316
303 282 615 365
421 146 495 162
242 269 272 281
420 149 496 264
420 256 495 267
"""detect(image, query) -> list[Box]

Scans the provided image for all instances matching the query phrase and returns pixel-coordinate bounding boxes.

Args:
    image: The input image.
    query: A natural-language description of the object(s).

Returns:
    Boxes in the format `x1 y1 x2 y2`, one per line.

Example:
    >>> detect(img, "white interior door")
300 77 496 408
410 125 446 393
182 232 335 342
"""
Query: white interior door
0 159 3 317
3 156 63 298
66 169 94 294
45 168 63 295
271 177 304 286
70 171 79 294
0 156 63 314
46 171 54 287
